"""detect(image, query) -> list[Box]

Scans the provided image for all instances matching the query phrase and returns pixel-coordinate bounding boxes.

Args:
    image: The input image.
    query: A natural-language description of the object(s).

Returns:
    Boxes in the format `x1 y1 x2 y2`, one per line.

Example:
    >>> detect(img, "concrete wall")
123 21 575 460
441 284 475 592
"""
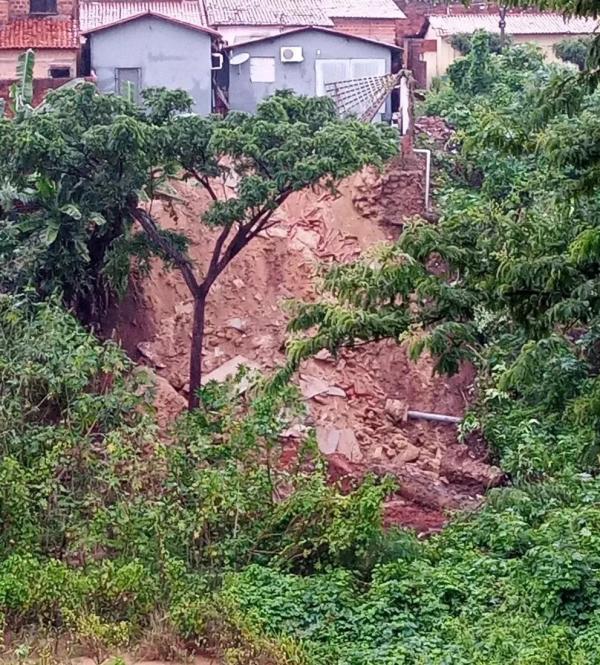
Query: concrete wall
0 47 77 78
228 29 393 116
423 26 588 86
89 15 213 114
422 29 456 87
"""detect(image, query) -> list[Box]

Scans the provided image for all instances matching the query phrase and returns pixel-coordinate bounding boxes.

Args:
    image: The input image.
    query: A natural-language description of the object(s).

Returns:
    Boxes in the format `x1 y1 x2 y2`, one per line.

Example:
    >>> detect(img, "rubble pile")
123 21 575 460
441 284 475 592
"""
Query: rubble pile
353 156 425 227
109 161 502 533
415 115 455 146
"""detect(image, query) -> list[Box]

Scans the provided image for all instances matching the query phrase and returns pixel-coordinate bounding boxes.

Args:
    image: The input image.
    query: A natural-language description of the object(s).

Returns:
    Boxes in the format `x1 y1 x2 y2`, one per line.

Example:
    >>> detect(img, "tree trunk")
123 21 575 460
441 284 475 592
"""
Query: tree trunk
188 291 207 410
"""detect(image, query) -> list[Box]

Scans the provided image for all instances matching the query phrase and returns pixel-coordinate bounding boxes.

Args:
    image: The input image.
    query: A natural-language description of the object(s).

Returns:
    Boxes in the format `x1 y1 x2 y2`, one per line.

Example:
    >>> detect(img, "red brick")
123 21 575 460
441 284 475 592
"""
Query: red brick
332 17 399 44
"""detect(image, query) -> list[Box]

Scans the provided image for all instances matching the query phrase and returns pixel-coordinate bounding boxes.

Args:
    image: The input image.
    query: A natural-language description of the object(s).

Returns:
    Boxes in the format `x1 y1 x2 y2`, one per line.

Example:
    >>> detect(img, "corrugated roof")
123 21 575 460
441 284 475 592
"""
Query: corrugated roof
0 17 79 49
428 13 599 36
83 10 220 35
204 0 333 27
323 0 405 20
225 25 400 50
80 0 208 32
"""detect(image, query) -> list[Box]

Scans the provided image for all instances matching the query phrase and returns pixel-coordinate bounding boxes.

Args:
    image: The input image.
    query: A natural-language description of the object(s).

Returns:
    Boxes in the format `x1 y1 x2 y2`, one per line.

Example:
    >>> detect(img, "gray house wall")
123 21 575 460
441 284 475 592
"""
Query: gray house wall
89 16 213 114
227 29 393 116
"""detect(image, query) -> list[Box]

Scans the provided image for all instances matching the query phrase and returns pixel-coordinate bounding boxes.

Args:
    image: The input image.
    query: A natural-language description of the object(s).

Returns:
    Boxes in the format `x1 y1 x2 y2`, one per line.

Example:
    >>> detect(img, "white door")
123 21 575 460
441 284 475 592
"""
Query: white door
351 59 387 119
350 58 386 80
315 59 351 97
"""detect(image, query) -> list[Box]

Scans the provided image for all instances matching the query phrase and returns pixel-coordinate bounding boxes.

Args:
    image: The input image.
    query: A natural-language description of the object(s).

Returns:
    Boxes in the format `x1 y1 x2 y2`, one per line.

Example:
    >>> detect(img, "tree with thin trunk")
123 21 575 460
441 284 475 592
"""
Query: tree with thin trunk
0 85 397 410
130 91 397 409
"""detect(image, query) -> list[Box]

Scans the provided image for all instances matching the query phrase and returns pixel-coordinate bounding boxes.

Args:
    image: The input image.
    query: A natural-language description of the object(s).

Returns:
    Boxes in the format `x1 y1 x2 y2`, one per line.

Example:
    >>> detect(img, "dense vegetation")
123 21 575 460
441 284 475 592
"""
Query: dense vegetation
3 28 600 665
449 30 507 55
554 35 593 70
0 292 394 662
259 36 600 662
0 80 395 408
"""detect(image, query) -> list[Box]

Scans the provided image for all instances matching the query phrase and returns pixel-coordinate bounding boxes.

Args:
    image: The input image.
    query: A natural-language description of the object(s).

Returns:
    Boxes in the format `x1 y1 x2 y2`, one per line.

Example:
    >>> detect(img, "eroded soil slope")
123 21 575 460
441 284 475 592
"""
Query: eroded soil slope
107 158 501 533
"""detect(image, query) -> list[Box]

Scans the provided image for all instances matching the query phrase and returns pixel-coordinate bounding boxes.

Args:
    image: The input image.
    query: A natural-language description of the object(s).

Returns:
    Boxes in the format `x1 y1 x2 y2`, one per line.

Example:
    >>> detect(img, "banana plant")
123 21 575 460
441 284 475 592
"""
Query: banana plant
121 80 137 104
8 49 35 115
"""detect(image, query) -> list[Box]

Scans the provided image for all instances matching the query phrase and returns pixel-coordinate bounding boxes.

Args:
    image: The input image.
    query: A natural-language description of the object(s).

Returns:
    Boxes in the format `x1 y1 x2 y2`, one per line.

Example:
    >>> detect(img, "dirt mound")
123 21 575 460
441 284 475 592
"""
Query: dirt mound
107 159 501 533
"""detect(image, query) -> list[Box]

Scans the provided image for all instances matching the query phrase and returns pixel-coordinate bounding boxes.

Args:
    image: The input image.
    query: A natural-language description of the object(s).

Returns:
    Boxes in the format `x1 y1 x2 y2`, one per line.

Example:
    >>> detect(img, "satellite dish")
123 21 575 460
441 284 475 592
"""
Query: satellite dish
230 52 250 66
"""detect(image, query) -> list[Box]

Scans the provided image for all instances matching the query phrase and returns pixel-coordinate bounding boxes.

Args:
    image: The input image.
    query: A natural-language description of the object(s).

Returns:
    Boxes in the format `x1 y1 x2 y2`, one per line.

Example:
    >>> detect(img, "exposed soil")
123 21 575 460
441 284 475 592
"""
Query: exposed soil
105 153 502 534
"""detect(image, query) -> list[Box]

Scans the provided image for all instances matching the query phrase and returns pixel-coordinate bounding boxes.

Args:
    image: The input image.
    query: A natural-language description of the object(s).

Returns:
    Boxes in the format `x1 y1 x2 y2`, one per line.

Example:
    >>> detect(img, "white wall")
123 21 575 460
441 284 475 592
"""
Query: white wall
89 15 213 113
227 29 393 116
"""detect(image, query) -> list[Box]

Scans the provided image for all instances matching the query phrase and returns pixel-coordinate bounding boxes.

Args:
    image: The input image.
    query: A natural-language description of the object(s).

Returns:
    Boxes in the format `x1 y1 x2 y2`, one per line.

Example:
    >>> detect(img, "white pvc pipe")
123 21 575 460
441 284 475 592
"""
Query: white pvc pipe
412 148 431 212
407 410 462 424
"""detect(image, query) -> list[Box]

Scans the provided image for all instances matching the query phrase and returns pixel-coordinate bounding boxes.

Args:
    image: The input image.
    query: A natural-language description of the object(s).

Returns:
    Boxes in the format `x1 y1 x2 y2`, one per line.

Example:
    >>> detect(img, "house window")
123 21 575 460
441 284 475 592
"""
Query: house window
250 57 275 83
29 0 57 15
115 68 141 102
49 66 71 78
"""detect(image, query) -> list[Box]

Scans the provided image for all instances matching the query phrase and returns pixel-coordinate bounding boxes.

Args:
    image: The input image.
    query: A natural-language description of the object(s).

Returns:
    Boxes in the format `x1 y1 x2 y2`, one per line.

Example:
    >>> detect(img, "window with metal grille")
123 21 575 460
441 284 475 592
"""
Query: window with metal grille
30 0 57 14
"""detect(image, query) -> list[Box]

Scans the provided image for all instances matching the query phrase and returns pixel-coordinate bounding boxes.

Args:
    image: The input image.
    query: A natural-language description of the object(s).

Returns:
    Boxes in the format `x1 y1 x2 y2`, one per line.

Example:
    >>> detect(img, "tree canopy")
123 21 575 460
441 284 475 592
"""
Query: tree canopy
554 35 593 70
0 83 397 406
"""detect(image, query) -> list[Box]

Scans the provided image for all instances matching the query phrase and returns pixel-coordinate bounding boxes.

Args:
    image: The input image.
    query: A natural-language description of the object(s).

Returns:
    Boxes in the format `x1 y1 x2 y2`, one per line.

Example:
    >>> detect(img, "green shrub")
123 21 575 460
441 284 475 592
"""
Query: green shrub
449 30 509 56
554 37 592 70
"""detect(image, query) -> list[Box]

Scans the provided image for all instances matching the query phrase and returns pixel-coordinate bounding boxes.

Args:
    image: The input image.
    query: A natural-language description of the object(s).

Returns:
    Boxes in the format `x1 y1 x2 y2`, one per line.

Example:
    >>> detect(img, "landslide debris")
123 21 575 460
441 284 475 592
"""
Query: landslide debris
107 158 501 533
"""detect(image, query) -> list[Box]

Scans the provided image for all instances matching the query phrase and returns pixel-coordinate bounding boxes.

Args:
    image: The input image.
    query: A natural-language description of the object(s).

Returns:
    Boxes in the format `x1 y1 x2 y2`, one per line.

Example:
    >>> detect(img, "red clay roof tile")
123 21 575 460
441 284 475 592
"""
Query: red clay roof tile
0 17 80 49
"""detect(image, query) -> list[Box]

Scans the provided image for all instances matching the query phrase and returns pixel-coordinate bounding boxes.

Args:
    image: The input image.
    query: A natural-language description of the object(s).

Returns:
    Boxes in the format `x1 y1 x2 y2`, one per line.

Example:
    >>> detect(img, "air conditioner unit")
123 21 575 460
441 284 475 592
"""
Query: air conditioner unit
280 46 303 63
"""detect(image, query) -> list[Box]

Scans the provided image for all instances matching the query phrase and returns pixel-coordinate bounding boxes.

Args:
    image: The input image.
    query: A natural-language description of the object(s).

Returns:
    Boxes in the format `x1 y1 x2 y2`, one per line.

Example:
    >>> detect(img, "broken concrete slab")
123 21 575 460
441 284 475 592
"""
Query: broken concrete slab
385 398 408 423
137 368 187 431
393 443 421 464
281 424 309 439
291 227 320 250
314 349 334 362
299 373 347 400
201 355 260 387
226 317 247 333
137 342 166 369
317 427 340 455
337 428 363 463
317 426 363 463
265 226 288 239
